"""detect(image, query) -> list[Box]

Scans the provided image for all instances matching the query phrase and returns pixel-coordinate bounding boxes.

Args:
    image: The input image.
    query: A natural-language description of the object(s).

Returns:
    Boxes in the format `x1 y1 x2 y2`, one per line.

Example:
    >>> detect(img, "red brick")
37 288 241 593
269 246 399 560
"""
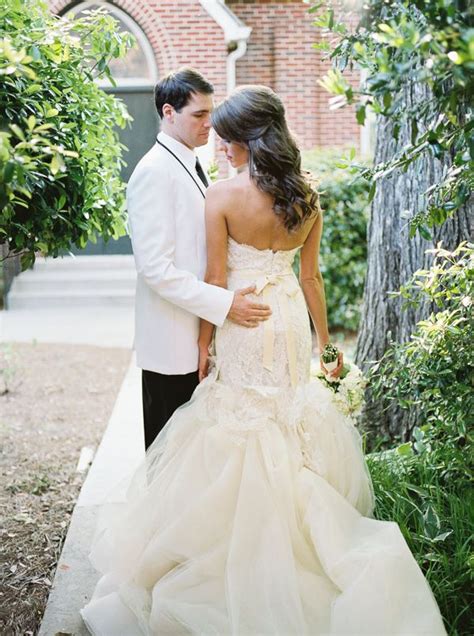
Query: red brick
49 0 361 173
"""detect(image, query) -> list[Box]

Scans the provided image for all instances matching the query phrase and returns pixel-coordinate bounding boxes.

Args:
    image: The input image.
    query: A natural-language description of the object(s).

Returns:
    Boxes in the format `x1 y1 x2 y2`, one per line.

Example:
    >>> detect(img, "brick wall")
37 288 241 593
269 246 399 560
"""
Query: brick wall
228 0 360 150
49 0 361 166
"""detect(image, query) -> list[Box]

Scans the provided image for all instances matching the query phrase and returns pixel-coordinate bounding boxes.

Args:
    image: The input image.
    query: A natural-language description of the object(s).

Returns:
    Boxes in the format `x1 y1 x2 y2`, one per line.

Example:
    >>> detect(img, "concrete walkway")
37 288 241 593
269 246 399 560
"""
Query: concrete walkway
0 306 134 348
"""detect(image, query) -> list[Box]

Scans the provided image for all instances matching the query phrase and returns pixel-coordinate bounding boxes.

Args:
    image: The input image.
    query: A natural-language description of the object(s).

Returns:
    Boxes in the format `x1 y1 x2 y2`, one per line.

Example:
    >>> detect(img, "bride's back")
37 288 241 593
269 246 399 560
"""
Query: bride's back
221 171 316 251
212 170 317 389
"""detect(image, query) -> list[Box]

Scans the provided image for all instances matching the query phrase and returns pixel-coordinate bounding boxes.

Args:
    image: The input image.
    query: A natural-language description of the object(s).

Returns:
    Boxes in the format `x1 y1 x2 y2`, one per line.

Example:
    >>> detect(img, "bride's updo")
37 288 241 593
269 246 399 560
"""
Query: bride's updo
211 85 320 231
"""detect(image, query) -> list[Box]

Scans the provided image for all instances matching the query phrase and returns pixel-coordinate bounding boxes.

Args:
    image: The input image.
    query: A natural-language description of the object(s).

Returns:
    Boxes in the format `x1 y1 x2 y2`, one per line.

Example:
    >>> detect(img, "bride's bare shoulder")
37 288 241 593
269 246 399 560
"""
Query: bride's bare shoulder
206 173 249 209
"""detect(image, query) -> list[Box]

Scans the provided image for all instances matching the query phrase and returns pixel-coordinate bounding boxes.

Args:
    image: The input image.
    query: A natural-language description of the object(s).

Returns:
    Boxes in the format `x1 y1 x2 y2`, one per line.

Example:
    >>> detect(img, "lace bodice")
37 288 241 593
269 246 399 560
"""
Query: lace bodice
214 237 312 388
226 236 301 274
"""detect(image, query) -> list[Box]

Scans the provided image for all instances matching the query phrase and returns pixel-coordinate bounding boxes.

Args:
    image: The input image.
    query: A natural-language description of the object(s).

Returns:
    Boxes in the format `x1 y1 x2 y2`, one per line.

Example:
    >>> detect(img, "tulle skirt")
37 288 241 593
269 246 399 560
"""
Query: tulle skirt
80 371 446 635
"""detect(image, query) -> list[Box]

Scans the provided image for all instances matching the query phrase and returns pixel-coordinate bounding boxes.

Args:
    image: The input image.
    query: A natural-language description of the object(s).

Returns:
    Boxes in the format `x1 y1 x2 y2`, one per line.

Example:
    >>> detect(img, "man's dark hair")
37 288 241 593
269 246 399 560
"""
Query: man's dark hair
154 67 214 119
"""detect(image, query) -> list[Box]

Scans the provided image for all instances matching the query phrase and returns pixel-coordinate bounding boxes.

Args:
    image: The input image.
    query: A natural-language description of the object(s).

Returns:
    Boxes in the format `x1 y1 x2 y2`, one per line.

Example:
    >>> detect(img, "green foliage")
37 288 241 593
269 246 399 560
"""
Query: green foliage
300 147 370 331
369 241 474 442
208 160 219 183
0 0 134 268
309 0 474 239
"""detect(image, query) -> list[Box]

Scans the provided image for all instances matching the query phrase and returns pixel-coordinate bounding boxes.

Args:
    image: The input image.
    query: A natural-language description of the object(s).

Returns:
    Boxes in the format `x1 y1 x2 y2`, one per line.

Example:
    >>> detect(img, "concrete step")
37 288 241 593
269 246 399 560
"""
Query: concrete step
12 272 136 294
8 290 134 310
31 255 136 273
6 255 137 310
18 268 137 281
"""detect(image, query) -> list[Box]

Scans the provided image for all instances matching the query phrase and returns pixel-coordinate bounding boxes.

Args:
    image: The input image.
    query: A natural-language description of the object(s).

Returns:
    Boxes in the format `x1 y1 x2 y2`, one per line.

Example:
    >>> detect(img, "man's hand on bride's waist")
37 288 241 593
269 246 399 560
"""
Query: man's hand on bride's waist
227 285 272 328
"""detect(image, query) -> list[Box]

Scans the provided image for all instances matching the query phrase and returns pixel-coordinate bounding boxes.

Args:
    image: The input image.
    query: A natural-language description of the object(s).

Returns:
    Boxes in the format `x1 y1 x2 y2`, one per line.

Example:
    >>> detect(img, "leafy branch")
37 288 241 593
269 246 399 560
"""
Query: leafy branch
308 0 473 239
0 0 135 266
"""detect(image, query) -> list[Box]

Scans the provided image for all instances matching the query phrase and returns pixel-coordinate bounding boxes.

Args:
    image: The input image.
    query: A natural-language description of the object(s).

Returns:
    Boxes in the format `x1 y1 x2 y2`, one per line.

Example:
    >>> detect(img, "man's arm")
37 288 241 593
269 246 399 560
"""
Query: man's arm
127 163 234 327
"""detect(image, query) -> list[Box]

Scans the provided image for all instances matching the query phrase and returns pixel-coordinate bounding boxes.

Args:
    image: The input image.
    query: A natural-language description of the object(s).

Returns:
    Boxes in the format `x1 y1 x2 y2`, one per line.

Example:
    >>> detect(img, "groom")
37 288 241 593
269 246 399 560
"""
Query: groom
127 67 271 450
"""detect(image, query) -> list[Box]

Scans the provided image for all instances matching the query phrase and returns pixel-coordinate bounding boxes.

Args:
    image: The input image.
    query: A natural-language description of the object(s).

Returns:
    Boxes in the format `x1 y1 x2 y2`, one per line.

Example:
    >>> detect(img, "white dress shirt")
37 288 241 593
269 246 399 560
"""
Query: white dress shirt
126 131 234 374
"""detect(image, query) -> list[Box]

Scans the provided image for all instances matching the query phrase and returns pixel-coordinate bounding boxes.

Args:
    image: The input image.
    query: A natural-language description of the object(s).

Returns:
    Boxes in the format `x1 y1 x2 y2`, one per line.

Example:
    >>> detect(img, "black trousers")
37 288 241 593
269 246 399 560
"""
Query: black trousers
142 369 199 450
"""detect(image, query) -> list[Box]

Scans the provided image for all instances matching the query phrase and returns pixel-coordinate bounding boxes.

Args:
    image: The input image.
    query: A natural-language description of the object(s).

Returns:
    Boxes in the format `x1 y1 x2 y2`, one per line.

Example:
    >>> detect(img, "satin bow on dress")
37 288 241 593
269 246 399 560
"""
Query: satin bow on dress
234 268 300 387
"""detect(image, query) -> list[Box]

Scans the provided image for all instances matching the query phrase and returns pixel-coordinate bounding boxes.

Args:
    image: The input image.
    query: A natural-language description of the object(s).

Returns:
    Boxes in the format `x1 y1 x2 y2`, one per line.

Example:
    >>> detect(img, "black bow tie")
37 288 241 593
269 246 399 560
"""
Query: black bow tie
195 156 209 188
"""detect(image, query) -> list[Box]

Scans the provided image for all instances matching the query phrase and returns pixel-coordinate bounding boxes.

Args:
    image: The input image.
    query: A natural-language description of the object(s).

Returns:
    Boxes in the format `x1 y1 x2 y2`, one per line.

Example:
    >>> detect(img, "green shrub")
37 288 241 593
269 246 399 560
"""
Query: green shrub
299 147 370 331
0 0 133 268
368 441 473 635
369 241 474 444
366 241 474 634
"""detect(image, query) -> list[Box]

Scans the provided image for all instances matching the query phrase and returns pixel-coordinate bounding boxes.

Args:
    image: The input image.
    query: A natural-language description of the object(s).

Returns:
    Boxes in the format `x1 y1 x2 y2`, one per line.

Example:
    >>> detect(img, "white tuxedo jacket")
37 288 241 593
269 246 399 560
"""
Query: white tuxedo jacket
127 131 234 374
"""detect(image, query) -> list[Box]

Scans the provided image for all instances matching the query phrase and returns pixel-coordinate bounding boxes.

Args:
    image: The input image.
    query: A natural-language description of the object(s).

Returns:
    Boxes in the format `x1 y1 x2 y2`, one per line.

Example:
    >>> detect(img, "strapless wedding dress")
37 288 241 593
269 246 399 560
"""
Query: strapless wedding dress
80 237 447 635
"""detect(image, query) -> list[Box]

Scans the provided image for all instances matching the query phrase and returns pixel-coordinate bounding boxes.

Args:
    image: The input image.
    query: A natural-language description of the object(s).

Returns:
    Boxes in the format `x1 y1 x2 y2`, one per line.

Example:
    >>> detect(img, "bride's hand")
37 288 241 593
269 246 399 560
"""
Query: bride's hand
319 350 344 379
198 347 210 382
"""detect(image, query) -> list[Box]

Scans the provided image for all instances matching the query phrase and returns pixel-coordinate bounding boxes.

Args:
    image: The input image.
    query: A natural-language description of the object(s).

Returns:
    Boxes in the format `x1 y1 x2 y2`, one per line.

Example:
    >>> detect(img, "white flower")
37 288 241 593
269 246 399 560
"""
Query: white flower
311 360 367 418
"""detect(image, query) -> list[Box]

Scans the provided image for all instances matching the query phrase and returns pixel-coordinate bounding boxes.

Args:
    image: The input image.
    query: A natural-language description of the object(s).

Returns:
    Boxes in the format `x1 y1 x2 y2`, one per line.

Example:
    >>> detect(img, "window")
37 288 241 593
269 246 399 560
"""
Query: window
65 1 157 88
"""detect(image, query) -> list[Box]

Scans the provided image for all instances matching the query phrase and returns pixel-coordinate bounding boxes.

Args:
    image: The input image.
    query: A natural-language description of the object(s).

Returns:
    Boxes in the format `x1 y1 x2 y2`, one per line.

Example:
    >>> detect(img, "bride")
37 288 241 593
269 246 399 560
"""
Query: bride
81 85 447 635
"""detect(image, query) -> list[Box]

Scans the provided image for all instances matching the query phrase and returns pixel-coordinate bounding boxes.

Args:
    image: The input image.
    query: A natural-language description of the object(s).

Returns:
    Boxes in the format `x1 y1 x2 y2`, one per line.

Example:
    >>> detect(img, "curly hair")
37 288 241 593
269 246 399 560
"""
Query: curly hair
211 85 320 231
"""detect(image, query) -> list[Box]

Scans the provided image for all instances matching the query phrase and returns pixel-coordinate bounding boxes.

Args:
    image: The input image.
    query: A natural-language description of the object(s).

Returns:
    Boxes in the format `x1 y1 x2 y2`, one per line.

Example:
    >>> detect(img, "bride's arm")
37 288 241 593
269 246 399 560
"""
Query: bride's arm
299 210 331 353
300 210 343 378
198 185 229 379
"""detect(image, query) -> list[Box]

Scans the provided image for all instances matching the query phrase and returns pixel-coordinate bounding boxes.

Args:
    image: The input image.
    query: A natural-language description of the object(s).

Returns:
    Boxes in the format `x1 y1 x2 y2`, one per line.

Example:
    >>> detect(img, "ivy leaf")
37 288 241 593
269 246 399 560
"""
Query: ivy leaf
3 162 15 183
419 225 432 241
21 251 35 271
356 103 366 125
411 119 418 145
422 505 441 540
368 181 376 203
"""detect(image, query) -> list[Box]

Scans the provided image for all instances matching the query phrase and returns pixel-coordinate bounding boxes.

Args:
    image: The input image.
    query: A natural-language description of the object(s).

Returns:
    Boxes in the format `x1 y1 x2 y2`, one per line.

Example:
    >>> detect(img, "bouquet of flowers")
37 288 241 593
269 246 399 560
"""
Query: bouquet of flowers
319 343 340 378
311 344 367 418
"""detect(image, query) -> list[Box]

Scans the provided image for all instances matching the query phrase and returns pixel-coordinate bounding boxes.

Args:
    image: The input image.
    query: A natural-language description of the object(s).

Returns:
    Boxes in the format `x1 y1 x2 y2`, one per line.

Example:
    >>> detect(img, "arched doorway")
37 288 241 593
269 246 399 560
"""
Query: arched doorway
64 1 159 254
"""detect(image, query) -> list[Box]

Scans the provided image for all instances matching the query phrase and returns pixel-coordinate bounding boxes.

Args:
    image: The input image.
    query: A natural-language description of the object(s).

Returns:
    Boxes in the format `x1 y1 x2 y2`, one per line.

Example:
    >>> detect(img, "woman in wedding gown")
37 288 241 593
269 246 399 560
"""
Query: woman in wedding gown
81 85 447 635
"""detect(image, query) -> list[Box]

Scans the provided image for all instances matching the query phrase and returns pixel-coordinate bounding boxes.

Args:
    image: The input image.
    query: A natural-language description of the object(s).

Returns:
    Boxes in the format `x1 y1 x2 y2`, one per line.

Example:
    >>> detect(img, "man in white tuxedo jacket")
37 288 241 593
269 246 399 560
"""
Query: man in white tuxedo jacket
127 68 271 449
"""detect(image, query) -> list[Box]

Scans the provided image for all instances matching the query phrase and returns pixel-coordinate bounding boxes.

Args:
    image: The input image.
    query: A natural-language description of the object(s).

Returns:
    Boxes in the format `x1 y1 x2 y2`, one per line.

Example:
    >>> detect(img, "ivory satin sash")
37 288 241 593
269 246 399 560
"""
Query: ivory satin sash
229 269 300 388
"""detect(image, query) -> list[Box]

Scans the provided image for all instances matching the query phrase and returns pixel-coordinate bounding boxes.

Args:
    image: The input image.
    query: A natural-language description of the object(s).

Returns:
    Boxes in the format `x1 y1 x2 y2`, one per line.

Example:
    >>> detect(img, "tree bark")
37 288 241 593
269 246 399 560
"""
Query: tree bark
355 81 473 442
0 243 21 309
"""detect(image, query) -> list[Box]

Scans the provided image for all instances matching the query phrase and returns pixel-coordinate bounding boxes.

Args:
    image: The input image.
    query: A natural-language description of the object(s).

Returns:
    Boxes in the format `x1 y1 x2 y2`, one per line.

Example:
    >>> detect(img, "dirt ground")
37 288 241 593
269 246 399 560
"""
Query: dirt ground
0 342 131 636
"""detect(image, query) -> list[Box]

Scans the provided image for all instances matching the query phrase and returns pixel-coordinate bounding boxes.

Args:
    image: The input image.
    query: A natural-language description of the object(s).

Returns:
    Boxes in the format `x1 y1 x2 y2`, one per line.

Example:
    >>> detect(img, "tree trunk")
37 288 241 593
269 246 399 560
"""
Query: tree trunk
354 81 473 443
0 244 21 309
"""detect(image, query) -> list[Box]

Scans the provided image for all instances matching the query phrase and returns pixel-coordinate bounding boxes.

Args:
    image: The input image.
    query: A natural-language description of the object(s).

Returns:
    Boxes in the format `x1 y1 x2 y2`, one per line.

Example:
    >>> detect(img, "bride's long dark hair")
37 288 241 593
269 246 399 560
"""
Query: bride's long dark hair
211 85 320 231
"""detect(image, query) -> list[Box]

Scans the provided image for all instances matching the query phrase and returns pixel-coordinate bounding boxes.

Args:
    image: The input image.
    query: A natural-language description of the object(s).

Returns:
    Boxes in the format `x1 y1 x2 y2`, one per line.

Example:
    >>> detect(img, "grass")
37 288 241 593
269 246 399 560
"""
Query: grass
367 439 473 635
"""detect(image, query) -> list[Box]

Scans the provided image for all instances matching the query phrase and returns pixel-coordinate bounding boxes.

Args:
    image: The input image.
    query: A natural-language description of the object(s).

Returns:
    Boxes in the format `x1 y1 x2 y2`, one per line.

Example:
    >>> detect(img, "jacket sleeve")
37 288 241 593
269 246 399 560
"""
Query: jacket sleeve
127 162 234 327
